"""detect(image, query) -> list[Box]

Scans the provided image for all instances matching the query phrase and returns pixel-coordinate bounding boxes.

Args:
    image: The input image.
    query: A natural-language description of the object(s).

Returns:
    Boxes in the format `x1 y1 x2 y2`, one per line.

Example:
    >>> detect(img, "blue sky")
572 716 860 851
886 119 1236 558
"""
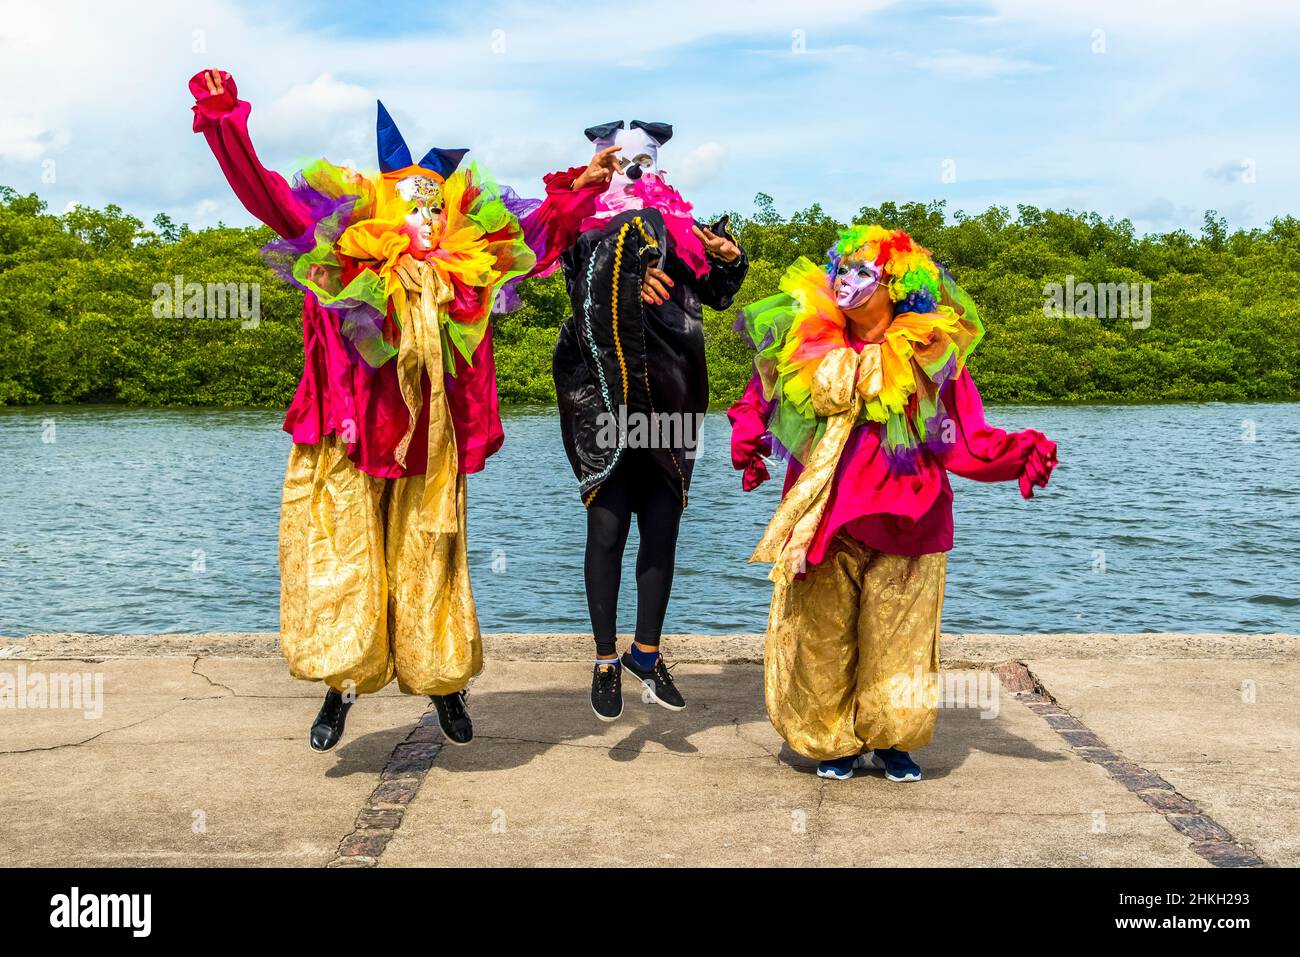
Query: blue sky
1 0 1295 235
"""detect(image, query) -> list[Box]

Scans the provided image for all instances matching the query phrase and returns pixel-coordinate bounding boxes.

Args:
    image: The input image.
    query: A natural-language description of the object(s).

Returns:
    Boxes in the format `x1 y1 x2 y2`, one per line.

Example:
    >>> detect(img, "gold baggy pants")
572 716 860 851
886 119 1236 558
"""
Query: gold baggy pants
764 535 947 760
277 435 482 697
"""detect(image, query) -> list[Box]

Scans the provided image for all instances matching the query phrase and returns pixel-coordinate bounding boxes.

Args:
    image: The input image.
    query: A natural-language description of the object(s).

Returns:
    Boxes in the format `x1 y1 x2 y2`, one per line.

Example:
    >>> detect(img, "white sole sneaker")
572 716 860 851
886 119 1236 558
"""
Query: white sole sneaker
817 754 871 780
816 765 854 780
591 702 623 723
627 672 686 712
871 752 921 782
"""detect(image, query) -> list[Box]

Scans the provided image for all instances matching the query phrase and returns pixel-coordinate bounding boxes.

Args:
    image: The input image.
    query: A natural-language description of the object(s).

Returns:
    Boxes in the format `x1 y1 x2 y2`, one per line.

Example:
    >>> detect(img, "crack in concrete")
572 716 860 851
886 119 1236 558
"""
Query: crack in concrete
0 702 187 755
808 778 830 865
190 656 239 697
730 715 785 764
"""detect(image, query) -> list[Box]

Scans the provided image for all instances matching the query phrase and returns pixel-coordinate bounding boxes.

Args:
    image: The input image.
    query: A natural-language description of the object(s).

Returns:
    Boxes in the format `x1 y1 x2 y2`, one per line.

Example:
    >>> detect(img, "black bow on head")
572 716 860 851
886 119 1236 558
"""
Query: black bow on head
583 120 674 145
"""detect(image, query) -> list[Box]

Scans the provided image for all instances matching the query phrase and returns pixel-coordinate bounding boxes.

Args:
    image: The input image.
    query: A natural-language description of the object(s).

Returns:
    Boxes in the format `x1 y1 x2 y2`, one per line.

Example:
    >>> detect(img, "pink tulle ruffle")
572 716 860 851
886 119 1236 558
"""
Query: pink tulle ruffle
580 173 709 278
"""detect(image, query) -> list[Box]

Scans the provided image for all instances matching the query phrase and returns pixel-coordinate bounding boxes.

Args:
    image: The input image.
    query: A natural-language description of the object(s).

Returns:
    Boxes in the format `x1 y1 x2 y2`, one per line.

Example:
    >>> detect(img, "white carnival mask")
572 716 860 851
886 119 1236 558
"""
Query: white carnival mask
396 174 443 250
833 257 885 310
584 120 673 198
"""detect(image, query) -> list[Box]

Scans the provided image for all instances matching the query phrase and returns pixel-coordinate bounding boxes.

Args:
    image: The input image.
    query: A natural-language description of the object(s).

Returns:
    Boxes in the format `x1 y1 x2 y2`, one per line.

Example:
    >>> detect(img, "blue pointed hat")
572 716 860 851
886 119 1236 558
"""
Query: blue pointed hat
376 101 468 180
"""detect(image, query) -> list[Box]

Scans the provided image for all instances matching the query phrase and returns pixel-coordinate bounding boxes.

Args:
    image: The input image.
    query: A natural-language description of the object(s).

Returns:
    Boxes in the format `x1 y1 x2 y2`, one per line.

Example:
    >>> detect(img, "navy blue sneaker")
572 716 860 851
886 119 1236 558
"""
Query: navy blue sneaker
871 747 922 782
816 754 869 780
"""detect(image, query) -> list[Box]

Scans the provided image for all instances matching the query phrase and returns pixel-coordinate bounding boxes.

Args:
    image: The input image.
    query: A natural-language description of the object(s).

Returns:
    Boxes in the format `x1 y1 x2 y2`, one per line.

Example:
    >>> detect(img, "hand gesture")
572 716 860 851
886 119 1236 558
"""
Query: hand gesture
742 454 770 492
692 224 741 263
573 145 621 191
201 69 227 97
1018 442 1057 499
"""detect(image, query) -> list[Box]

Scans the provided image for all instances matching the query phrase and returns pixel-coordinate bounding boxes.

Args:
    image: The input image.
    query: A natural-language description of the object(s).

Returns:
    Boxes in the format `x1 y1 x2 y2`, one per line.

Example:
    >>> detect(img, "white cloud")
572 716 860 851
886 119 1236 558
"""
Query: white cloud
671 142 726 190
0 0 1296 236
915 50 1047 79
264 74 373 122
1205 160 1253 184
1126 198 1195 229
0 115 56 162
981 0 1300 39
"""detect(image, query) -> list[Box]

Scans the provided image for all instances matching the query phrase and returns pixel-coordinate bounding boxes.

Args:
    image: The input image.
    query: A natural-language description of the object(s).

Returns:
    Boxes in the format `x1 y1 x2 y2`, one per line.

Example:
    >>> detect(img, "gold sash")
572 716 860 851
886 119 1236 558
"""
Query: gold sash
389 254 460 535
751 343 882 584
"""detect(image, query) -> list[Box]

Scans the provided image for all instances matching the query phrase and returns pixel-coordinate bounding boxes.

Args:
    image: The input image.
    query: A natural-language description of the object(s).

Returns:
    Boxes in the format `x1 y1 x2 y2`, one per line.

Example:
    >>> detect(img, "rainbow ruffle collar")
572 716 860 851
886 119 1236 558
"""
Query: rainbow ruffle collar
737 256 985 471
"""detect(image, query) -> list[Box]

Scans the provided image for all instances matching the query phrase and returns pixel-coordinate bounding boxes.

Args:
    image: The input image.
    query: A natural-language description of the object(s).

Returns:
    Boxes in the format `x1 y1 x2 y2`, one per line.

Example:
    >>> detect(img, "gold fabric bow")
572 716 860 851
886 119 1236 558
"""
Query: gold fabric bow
751 343 881 584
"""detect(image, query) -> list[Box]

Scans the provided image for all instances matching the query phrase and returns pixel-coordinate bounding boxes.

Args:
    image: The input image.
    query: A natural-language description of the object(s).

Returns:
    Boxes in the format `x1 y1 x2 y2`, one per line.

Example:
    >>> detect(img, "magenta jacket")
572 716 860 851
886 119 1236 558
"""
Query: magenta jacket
188 70 502 477
728 364 1057 559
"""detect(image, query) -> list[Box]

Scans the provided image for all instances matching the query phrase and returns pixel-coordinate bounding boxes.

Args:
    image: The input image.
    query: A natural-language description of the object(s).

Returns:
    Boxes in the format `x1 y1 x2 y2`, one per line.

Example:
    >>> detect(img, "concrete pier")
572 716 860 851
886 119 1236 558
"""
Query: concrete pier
0 632 1293 867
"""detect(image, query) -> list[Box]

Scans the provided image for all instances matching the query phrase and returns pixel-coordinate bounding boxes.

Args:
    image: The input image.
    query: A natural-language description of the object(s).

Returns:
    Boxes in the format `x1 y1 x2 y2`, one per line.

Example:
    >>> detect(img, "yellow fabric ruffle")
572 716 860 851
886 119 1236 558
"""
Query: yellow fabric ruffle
862 305 961 423
336 218 412 297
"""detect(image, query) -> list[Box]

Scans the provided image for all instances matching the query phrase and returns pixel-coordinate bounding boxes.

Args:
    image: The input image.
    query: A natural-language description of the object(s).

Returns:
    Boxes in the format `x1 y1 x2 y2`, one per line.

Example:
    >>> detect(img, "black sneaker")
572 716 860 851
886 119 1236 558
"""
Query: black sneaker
591 662 623 722
621 650 685 711
309 688 353 753
430 690 473 745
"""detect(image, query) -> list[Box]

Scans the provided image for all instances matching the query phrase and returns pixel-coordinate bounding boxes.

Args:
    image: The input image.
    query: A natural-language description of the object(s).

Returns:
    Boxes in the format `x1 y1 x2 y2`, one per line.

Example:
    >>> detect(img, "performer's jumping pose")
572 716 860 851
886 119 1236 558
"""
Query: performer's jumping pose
523 121 748 720
188 70 534 751
729 226 1057 781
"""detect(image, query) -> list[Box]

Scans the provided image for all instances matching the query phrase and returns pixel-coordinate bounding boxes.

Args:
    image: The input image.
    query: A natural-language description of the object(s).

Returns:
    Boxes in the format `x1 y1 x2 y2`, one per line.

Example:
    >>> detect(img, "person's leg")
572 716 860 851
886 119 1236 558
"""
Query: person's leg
854 551 947 782
631 474 682 652
585 476 633 720
763 537 867 770
278 436 394 752
585 477 634 660
387 470 482 693
388 471 482 744
619 473 688 709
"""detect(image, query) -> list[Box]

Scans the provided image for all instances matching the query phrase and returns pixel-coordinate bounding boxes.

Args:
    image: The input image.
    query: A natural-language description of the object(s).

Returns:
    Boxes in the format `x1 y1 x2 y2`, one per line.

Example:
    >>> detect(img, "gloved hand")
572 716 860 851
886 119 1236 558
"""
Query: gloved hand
742 455 770 492
1018 439 1058 499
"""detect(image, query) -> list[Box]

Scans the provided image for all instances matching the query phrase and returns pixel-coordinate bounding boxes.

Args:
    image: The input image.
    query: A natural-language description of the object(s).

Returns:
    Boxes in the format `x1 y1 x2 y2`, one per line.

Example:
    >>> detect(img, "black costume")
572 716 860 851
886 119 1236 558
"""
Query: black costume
552 207 748 648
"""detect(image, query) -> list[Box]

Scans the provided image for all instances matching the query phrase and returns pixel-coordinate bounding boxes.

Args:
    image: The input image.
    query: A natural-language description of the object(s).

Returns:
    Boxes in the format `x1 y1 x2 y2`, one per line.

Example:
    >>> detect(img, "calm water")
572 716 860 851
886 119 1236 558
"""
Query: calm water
1 404 1297 636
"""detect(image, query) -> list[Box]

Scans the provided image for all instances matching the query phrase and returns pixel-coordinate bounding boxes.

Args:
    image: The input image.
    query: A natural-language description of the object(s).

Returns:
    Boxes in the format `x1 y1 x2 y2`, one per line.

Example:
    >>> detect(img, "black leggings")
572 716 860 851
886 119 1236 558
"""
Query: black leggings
584 452 683 658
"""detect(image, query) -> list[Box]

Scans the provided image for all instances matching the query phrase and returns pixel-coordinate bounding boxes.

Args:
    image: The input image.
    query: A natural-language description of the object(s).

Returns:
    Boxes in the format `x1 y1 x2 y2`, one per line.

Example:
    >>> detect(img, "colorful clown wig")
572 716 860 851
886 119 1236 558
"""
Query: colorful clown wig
737 224 985 472
826 224 941 314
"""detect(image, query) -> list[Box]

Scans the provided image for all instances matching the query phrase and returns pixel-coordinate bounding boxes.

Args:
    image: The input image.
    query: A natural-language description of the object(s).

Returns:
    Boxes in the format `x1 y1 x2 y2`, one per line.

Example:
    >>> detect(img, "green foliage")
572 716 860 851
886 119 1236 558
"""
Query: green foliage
1 186 1296 409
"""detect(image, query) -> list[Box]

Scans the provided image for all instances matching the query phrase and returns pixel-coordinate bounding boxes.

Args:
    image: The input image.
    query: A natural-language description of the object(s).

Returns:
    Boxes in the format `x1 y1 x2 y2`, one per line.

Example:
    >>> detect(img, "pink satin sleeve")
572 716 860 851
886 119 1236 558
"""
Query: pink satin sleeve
281 295 359 449
520 166 604 277
727 373 772 470
941 368 1057 487
188 71 309 239
444 325 505 475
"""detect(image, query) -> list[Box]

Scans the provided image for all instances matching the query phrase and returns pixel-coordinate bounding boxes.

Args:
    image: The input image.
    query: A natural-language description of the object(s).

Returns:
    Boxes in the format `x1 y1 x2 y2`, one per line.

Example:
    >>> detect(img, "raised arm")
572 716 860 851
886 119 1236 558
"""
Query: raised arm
940 368 1057 498
188 69 310 239
518 147 618 277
